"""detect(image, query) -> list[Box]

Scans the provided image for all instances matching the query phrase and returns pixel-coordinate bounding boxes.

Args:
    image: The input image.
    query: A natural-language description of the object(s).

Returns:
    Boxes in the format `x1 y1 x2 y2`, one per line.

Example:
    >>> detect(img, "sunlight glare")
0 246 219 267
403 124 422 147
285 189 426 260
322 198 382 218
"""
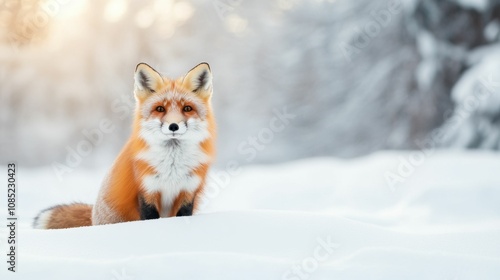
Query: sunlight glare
173 1 194 23
104 0 128 22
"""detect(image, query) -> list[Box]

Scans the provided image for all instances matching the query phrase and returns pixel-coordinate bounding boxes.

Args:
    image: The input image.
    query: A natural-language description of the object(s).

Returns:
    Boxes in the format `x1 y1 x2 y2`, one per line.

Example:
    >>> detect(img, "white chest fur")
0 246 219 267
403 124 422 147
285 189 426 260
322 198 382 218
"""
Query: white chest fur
137 139 208 217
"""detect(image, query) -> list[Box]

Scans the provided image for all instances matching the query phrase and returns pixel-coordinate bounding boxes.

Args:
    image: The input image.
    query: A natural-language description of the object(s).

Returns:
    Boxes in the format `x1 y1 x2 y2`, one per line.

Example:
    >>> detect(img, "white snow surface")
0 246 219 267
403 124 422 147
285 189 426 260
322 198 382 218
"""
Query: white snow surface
1 151 500 279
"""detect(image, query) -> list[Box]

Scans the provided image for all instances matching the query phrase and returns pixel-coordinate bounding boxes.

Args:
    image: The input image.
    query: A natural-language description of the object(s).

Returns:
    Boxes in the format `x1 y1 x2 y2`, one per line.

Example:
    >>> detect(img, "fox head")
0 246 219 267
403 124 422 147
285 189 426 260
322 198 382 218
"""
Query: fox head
133 62 214 145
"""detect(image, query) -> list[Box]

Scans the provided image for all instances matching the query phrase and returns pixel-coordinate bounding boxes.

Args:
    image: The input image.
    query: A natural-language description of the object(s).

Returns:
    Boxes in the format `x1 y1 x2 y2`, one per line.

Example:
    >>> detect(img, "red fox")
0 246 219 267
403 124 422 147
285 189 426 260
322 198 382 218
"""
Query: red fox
33 62 216 229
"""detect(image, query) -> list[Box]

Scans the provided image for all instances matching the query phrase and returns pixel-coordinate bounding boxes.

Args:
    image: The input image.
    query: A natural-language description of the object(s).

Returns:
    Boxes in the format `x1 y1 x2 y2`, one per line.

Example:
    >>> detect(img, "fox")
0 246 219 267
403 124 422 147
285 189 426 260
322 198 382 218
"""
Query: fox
33 62 216 229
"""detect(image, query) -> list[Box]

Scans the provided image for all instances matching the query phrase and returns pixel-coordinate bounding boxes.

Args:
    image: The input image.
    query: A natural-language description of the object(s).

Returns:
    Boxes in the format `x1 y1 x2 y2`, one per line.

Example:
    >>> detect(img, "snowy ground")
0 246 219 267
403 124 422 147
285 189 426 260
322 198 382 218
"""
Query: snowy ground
1 151 500 279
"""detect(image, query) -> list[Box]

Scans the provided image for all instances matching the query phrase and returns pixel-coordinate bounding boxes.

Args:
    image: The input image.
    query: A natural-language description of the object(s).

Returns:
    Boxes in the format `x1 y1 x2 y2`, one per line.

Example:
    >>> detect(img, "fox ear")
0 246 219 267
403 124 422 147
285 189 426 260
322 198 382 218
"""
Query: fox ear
182 63 212 97
134 63 163 97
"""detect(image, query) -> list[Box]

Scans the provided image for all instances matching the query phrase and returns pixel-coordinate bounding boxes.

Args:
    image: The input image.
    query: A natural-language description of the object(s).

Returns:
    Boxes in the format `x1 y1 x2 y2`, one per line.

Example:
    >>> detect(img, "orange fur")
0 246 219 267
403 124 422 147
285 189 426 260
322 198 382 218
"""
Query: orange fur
36 203 92 229
169 191 195 216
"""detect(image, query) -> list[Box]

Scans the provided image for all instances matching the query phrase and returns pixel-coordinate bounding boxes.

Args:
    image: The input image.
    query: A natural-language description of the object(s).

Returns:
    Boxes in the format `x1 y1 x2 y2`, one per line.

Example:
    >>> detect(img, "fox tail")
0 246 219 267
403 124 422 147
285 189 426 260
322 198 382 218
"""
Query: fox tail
33 203 92 229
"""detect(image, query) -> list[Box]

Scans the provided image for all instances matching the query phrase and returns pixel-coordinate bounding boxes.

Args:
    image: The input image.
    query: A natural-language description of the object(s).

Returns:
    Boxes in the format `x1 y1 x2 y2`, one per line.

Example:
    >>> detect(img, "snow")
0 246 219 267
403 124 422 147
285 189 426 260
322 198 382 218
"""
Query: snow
440 44 500 149
415 31 439 91
1 151 500 279
454 0 489 11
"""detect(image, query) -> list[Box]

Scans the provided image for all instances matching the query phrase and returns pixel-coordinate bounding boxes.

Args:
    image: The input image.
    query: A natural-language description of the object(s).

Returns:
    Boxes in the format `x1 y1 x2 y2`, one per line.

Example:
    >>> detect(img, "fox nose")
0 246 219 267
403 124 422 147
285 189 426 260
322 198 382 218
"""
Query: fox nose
168 123 179 132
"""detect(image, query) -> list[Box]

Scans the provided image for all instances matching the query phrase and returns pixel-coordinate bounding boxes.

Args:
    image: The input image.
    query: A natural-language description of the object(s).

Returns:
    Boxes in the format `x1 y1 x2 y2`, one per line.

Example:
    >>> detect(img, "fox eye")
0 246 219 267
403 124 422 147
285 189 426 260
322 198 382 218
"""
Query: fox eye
156 106 165 112
183 105 193 112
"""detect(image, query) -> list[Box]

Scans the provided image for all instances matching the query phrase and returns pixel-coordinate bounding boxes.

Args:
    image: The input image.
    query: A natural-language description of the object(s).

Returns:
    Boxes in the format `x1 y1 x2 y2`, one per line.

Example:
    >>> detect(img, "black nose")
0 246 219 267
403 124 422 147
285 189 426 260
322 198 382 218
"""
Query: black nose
168 123 179 132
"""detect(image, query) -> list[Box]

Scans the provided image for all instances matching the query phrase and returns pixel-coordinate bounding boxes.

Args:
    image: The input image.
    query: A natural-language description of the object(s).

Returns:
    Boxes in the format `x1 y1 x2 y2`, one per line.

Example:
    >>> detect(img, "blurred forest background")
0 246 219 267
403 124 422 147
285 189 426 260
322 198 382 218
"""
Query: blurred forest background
1 0 500 169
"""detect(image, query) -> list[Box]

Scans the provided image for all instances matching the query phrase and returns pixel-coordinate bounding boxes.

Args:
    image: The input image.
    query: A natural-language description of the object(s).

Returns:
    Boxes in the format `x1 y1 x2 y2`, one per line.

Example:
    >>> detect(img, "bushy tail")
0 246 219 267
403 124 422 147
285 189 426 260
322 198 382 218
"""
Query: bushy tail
33 203 92 229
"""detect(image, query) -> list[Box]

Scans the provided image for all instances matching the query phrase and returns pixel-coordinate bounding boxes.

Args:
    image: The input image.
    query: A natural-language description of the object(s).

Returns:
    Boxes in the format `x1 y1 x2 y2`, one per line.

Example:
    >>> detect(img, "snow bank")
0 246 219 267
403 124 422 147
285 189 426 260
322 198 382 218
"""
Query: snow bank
1 151 500 279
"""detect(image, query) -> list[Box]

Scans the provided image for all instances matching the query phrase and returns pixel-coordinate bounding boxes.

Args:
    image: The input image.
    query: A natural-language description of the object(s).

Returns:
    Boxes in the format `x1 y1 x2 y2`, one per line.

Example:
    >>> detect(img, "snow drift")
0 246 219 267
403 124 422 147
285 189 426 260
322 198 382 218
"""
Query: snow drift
1 151 500 279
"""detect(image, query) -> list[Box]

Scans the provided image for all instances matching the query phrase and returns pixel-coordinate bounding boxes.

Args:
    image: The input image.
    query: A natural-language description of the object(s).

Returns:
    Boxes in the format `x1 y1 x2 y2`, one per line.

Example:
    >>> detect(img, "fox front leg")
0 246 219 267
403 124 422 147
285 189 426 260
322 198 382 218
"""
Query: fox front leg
176 201 194 217
139 195 160 220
